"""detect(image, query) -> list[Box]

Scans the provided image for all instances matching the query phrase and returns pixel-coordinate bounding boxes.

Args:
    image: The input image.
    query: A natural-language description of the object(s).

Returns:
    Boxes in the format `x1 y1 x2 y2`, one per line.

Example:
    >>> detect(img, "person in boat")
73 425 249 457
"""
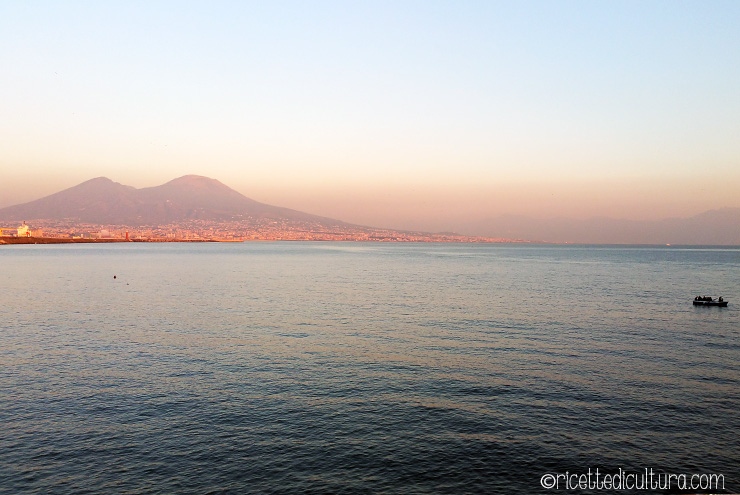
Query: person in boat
719 297 723 302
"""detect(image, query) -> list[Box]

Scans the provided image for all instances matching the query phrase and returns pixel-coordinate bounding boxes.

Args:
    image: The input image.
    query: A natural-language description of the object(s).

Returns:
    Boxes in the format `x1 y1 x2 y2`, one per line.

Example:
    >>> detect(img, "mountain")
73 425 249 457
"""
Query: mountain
2 176 738 244
0 175 344 226
461 208 740 245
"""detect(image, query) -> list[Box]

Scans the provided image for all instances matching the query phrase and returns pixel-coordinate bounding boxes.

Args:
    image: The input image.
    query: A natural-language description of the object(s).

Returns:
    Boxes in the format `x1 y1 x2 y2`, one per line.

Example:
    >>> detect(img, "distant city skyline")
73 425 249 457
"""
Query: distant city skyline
1 1 739 233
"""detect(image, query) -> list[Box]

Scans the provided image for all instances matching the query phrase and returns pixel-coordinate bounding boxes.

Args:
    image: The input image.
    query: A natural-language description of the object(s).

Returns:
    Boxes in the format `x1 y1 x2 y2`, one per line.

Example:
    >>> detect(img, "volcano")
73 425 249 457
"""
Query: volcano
0 175 345 226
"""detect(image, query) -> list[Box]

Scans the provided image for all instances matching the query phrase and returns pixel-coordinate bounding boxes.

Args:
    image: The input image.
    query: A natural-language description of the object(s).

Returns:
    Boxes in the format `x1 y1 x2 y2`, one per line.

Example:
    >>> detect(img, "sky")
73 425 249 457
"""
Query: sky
1 0 739 232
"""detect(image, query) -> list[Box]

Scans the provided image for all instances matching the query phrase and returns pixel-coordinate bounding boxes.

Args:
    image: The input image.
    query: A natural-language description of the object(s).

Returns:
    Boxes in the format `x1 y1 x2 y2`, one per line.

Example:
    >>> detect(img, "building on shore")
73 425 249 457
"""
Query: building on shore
17 222 31 237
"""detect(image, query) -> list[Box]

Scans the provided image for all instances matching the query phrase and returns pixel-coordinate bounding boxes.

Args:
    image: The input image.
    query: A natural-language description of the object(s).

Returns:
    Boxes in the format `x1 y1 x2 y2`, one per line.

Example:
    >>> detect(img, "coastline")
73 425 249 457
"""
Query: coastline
0 237 215 245
0 235 521 244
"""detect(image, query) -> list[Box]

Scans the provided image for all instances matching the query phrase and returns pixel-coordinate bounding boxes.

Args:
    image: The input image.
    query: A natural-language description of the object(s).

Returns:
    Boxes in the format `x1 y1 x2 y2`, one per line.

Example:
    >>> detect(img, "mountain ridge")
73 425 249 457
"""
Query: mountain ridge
0 175 345 227
459 207 740 245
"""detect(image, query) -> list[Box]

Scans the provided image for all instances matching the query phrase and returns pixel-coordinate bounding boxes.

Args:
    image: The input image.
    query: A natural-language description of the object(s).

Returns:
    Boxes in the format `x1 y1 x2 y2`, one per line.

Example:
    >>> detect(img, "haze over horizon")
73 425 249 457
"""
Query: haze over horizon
2 1 739 233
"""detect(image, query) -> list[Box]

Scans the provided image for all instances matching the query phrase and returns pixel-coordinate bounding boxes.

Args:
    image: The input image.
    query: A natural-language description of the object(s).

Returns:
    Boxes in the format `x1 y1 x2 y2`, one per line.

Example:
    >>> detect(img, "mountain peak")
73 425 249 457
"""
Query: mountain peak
160 175 231 191
169 174 220 183
80 176 117 186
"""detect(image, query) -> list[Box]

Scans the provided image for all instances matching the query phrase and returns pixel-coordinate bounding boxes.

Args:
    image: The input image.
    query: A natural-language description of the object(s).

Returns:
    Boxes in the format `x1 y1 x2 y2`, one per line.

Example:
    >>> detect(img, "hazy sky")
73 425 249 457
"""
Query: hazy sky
1 1 739 231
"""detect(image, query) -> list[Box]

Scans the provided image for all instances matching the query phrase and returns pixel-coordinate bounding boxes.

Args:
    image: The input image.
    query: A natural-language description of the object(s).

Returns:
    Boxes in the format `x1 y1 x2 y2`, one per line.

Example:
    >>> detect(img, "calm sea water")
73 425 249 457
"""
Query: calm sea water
1 242 738 494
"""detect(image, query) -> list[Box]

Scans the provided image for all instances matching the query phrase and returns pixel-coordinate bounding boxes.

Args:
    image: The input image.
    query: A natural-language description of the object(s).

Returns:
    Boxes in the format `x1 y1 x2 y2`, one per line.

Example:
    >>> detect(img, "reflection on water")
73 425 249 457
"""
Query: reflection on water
1 243 738 493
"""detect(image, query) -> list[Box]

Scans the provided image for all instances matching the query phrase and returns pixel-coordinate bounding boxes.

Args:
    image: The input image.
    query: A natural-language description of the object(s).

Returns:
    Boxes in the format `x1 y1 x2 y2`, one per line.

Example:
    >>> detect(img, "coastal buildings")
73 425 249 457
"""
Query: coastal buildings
0 222 35 237
1 218 515 243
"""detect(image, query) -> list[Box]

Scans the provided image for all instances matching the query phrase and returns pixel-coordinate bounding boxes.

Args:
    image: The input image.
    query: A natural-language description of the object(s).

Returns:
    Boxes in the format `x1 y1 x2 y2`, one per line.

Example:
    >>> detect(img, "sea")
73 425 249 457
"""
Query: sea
1 242 738 494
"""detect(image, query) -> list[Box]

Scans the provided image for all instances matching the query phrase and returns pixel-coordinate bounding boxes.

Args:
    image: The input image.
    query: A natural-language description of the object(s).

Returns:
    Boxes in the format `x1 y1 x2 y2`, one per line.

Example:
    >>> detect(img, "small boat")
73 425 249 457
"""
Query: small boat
693 296 728 307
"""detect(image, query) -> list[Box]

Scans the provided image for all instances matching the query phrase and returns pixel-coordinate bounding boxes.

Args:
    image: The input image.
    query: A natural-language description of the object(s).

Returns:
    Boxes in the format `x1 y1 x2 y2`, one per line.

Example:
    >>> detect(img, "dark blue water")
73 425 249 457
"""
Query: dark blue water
1 243 738 494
